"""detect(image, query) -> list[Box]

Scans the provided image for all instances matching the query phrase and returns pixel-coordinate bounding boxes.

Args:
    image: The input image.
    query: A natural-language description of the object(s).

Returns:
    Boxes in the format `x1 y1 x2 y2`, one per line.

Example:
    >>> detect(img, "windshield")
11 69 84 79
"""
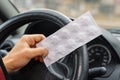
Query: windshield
10 0 120 29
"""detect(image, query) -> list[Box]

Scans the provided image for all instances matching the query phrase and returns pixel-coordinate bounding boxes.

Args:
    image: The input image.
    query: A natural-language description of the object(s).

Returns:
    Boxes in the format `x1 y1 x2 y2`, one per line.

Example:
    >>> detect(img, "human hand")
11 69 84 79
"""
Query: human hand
2 34 48 73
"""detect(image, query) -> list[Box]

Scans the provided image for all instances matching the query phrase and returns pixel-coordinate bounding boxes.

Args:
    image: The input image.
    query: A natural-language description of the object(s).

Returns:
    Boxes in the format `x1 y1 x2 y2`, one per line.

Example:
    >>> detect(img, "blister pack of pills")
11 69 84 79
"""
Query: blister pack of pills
36 12 102 67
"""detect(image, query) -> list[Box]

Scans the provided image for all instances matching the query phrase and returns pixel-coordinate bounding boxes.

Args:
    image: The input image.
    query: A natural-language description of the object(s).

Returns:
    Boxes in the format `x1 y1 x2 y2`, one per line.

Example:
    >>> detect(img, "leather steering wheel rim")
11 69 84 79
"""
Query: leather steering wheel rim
0 9 88 80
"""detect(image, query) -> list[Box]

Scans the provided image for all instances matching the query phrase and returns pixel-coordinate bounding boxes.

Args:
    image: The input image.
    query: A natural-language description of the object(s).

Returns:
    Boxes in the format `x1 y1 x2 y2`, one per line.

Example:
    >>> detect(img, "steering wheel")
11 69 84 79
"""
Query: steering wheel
0 9 88 80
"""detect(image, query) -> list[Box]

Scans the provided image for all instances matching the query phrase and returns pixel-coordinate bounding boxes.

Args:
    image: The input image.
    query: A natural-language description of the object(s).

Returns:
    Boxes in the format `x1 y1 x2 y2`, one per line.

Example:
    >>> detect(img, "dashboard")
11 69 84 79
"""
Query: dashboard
87 35 119 68
87 35 119 78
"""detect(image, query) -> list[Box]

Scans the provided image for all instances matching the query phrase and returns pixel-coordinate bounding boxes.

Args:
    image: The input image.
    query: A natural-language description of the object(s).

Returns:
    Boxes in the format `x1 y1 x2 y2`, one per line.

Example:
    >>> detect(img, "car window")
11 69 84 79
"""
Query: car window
10 0 120 29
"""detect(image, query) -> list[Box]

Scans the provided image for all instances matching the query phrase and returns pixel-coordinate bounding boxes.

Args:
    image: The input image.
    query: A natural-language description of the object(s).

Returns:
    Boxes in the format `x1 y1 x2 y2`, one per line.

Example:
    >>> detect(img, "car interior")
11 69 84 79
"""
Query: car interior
0 0 120 80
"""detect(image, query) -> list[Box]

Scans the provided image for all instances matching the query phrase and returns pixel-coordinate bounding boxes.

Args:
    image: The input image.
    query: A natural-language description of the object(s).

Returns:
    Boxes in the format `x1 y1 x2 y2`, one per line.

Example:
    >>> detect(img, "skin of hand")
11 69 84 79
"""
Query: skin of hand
2 34 48 73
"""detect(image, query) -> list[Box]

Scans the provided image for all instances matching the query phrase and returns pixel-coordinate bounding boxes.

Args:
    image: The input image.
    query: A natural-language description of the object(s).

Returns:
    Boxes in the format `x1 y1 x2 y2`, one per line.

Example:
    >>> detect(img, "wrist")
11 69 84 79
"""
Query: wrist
2 56 14 73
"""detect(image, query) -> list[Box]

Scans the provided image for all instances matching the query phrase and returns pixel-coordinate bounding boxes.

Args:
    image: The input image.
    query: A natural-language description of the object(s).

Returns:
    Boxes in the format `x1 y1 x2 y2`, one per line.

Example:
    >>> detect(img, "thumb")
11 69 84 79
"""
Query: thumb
27 48 48 59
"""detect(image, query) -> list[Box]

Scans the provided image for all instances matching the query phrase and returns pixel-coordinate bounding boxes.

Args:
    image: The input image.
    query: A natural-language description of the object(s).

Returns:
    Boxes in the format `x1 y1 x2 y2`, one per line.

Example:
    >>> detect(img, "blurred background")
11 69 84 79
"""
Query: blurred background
10 0 120 29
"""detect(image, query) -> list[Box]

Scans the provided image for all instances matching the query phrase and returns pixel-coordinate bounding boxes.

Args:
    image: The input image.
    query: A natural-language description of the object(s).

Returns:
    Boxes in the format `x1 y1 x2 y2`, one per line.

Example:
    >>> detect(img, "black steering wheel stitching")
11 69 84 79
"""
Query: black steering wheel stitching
0 9 88 80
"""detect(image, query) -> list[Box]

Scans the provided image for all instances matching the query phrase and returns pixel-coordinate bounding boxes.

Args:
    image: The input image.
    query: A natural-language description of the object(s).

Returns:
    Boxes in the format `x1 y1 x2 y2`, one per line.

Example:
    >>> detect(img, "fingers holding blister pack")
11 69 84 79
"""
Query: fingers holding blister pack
36 12 102 67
